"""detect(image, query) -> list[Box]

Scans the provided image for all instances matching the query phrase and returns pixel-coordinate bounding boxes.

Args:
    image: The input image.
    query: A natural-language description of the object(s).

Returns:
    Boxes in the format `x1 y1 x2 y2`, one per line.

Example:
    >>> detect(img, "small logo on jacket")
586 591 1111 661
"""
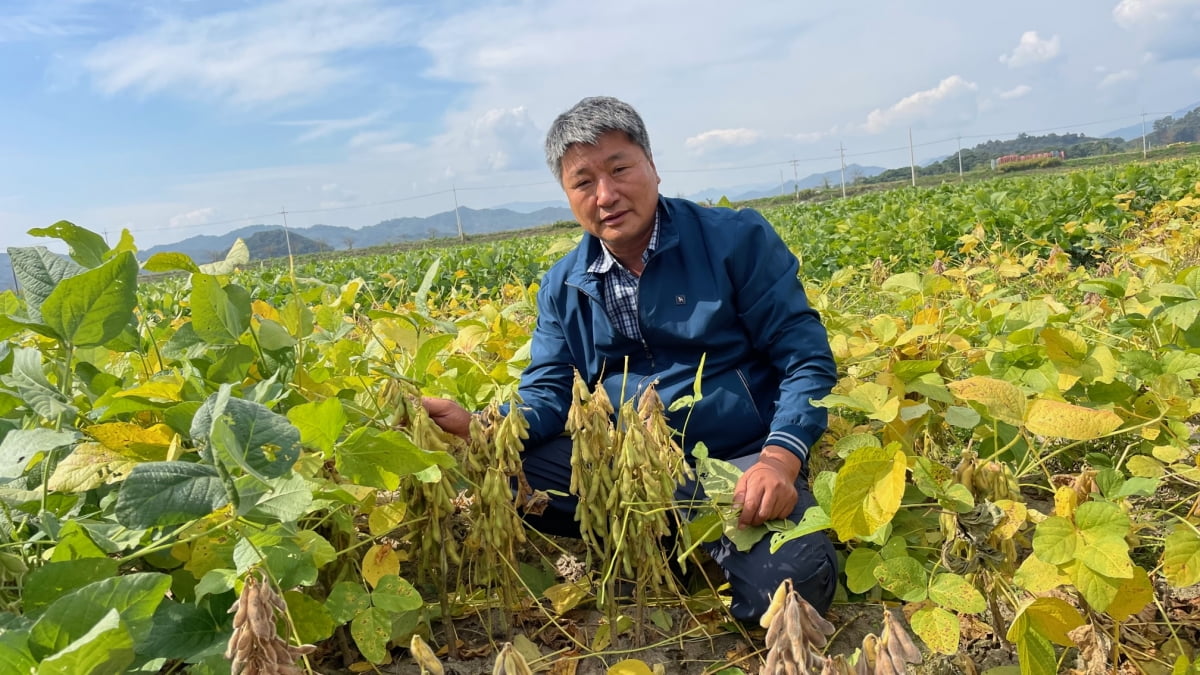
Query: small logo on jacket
675 295 686 305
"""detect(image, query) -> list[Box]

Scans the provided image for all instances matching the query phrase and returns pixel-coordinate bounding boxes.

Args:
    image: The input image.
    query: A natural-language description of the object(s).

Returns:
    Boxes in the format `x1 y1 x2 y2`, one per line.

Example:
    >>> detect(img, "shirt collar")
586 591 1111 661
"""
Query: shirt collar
588 209 660 274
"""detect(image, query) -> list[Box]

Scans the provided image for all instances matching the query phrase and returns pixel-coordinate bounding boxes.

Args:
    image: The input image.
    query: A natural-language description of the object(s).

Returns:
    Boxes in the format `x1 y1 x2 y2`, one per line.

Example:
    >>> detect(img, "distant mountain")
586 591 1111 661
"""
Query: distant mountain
241 230 332 260
493 199 569 213
688 164 887 202
1104 101 1200 140
140 205 576 263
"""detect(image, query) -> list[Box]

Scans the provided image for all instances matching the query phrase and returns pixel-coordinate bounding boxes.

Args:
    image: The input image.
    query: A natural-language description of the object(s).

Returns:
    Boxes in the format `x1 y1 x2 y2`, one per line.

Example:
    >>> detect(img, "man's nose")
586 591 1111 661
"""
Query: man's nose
595 175 618 207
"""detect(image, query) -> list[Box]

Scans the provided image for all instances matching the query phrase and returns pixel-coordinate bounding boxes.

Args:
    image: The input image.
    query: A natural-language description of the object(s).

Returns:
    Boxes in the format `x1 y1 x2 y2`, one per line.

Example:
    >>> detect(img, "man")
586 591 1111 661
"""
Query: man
423 96 838 622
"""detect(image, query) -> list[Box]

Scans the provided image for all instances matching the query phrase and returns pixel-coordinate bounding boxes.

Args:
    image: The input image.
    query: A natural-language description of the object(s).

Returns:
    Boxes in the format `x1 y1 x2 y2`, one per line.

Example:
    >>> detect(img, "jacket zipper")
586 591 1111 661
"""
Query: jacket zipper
735 367 766 426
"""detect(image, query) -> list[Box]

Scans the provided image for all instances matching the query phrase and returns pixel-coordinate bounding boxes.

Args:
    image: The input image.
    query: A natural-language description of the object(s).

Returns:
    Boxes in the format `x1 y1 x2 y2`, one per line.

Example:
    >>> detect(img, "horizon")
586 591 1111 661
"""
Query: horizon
2 1 1198 251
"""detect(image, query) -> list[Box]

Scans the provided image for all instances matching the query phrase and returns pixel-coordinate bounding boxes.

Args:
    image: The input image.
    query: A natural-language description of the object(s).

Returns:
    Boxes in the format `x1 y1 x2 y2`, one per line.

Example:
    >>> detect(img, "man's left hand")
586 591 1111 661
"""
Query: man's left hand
733 445 802 528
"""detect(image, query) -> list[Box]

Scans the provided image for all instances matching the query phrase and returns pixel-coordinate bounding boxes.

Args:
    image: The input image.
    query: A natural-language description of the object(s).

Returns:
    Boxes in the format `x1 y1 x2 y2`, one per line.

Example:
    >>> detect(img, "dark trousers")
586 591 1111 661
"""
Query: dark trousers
520 436 837 622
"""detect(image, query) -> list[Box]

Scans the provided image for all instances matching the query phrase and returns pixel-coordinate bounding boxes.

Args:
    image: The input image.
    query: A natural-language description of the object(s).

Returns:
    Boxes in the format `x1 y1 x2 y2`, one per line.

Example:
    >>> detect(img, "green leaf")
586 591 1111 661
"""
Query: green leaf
286 398 347 456
0 632 36 674
768 505 831 553
844 547 882 594
2 347 76 421
830 443 906 540
194 569 238 603
28 573 171 659
910 606 959 655
115 461 229 529
944 405 981 429
1011 597 1085 647
190 273 250 343
929 573 986 614
872 556 928 602
192 390 301 480
1162 527 1200 587
335 428 454 490
947 376 1025 426
326 581 372 625
0 428 79 480
6 246 85 321
142 252 200 274
22 559 120 618
139 600 231 661
1071 562 1121 611
247 473 314 523
282 590 334 645
1013 554 1069 593
350 606 392 664
371 575 424 614
28 221 110 269
1031 516 1077 566
198 238 250 276
35 609 135 675
40 251 138 347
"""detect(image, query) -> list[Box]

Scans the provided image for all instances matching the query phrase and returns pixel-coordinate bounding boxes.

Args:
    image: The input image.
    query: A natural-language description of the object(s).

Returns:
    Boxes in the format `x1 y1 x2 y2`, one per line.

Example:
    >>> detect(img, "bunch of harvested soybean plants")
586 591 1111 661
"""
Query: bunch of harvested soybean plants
566 370 692 634
226 569 316 675
760 578 836 674
463 400 531 614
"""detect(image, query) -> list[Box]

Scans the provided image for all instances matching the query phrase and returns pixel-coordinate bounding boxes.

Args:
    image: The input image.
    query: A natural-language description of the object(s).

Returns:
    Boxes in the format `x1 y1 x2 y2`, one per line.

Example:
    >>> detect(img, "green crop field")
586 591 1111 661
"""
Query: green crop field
0 158 1198 674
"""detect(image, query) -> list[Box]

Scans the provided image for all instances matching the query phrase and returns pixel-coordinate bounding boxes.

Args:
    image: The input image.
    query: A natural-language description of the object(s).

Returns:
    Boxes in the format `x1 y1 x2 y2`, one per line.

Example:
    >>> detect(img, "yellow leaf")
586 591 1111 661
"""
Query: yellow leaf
1008 597 1084 647
251 300 280 321
47 441 161 492
361 544 400 588
1025 399 1123 441
948 376 1025 426
1107 566 1153 622
608 659 654 675
1054 486 1078 518
543 581 591 614
114 378 184 402
1127 455 1165 479
1013 553 1070 593
86 422 174 454
998 262 1027 278
831 443 907 540
367 502 407 537
993 499 1028 539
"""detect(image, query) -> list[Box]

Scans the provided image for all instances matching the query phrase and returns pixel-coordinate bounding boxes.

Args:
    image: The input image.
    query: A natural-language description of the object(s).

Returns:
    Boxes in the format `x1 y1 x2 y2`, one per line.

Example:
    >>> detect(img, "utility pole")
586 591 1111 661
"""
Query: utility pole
956 136 964 179
452 185 465 242
908 128 917 187
838 143 847 199
790 159 800 200
1141 111 1148 159
779 169 786 197
280 207 295 278
103 229 110 246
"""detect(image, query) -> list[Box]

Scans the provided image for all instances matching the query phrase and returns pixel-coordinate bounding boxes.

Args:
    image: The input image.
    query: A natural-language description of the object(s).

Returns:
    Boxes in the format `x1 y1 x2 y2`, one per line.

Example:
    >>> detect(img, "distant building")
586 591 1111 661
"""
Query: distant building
990 150 1066 169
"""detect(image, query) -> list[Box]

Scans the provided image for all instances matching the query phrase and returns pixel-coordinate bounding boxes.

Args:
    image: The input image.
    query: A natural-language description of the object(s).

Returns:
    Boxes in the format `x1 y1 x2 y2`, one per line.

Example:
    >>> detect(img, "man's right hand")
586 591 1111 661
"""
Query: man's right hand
420 397 472 440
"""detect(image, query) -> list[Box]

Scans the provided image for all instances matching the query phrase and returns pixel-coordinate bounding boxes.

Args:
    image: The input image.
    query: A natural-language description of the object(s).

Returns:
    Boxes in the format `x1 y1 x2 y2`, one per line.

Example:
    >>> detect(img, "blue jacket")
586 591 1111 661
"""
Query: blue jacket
517 196 836 464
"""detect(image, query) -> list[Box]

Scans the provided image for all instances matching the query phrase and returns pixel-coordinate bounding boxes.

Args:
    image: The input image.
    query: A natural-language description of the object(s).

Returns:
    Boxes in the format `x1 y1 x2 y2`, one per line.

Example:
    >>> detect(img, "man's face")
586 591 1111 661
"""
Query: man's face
559 130 660 254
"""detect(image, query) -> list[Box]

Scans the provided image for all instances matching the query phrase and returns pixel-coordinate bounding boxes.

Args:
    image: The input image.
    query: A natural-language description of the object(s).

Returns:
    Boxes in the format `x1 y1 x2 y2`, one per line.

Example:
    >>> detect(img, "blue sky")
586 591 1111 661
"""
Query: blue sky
2 0 1199 251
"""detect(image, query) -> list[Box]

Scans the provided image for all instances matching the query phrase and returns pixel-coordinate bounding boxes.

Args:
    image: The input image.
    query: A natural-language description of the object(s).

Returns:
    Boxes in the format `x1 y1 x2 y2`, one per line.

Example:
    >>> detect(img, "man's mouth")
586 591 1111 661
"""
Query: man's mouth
601 210 627 224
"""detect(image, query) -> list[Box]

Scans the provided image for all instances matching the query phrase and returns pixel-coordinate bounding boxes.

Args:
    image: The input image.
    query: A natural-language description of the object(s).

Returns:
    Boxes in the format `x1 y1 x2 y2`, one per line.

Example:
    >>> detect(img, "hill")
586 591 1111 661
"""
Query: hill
862 132 1124 183
139 205 575 263
241 230 332 260
0 253 11 293
1104 100 1200 141
688 164 886 202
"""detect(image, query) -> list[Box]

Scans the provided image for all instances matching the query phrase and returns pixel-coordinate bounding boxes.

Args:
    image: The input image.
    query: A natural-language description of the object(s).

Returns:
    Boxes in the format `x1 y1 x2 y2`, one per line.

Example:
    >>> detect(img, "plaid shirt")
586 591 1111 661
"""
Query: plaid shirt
587 211 660 341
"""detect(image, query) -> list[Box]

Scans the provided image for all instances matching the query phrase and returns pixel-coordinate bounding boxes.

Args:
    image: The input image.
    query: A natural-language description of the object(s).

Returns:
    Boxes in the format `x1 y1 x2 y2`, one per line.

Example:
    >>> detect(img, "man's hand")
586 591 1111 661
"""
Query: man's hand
421 397 472 440
733 445 802 528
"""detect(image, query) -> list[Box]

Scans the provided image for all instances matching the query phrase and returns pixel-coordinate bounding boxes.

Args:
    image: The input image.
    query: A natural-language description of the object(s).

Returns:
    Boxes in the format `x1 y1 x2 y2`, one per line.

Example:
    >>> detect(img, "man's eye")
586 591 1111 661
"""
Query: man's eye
613 166 627 174
574 180 592 189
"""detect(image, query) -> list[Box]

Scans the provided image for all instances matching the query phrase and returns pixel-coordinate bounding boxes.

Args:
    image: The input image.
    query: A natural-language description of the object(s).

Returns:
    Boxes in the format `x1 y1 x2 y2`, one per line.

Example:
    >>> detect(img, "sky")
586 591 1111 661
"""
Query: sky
1 0 1199 251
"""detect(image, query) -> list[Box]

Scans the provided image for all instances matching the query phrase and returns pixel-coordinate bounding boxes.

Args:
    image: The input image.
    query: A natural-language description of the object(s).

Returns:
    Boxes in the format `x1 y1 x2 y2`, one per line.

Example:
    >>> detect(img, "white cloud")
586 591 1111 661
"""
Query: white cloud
0 3 96 43
1098 68 1138 87
279 112 383 143
82 0 412 106
999 84 1033 99
1113 0 1200 59
999 31 1061 67
168 207 216 228
684 128 763 153
862 76 978 134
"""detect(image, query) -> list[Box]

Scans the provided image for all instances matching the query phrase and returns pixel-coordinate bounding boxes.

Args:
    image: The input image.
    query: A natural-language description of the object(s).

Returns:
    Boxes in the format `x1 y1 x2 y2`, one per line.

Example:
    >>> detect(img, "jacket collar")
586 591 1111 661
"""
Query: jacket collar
567 196 680 288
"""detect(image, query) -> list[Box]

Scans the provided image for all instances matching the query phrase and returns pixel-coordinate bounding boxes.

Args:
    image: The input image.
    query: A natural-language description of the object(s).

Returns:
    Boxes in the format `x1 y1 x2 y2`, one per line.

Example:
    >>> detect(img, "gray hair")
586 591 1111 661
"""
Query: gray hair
544 96 652 182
